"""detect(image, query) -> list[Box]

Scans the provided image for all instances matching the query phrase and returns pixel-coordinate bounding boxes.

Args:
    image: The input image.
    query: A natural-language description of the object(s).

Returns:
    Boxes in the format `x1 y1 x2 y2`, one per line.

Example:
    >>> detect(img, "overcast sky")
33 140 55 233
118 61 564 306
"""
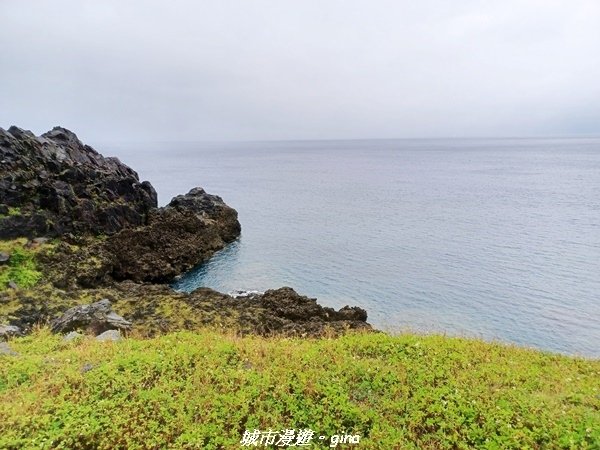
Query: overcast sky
1 0 599 143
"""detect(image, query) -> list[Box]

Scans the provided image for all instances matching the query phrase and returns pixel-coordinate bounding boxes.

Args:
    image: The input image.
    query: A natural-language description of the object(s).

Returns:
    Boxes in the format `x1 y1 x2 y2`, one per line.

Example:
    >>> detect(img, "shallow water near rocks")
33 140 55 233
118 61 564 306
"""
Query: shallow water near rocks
106 138 600 357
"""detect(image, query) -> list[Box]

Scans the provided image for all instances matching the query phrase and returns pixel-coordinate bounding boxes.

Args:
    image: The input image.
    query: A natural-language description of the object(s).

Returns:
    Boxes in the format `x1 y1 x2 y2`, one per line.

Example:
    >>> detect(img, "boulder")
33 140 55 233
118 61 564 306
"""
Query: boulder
0 324 22 340
0 252 9 264
80 362 95 373
63 331 83 342
50 299 131 334
96 330 121 342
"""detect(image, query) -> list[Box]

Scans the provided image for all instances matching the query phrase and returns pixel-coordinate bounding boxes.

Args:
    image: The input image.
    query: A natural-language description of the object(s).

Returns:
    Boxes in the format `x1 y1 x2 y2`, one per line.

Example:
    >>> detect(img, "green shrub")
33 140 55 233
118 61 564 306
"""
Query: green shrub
0 330 598 449
0 247 42 290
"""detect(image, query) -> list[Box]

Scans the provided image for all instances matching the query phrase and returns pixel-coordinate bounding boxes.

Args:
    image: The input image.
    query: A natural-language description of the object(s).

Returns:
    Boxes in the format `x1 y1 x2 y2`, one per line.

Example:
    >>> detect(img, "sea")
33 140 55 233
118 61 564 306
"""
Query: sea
105 138 600 357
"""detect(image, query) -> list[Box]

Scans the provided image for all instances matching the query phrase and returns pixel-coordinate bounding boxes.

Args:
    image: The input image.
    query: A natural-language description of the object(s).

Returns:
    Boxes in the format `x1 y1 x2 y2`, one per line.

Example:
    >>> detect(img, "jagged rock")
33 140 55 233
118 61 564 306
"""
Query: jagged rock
0 126 157 239
257 287 330 321
1 125 241 285
39 189 242 286
3 280 372 338
0 324 22 340
96 329 121 342
0 252 9 264
50 299 131 334
104 187 241 282
168 187 241 242
0 341 18 356
246 287 371 335
336 306 368 322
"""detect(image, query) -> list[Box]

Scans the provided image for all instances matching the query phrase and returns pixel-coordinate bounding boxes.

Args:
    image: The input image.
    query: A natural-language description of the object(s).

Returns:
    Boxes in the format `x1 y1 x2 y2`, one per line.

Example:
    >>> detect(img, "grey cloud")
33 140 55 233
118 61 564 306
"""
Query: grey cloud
1 0 599 143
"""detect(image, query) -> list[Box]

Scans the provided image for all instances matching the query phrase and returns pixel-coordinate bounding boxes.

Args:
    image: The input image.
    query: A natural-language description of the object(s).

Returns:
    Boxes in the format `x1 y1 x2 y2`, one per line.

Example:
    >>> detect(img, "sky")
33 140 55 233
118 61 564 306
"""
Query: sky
1 0 600 143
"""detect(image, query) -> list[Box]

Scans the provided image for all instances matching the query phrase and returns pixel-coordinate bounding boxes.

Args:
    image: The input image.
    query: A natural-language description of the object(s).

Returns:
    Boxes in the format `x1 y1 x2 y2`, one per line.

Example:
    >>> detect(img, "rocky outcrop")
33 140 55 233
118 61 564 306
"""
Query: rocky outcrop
1 126 242 285
2 282 371 338
106 188 240 282
238 287 371 336
0 125 371 339
0 126 157 238
50 299 131 334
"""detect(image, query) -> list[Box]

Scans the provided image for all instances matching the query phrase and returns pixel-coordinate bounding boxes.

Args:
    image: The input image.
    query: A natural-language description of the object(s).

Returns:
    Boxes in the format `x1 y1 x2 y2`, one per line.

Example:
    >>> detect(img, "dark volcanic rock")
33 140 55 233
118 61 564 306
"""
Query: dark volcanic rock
0 125 368 339
40 188 241 286
106 188 241 282
244 287 372 335
50 299 132 334
1 126 242 285
0 126 157 238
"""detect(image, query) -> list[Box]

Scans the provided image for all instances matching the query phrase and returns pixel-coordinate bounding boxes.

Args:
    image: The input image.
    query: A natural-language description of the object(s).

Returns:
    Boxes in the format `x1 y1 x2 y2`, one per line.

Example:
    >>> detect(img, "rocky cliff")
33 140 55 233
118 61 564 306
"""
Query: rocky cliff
0 126 157 238
0 126 241 283
0 126 370 338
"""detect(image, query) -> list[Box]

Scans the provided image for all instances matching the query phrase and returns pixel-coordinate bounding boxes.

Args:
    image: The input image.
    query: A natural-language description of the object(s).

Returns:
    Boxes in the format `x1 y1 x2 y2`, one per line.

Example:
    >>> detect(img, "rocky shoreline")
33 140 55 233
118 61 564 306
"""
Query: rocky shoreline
0 126 371 340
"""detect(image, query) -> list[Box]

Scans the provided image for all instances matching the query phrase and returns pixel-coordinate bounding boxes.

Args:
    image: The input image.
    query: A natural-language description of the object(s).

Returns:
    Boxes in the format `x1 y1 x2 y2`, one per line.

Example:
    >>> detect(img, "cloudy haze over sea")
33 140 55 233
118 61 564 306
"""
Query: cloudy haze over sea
1 0 600 142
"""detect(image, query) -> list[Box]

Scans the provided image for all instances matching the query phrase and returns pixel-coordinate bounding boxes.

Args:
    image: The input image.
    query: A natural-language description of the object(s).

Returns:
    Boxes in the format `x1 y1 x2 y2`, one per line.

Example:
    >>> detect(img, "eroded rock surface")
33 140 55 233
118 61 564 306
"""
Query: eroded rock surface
0 126 157 238
106 188 240 282
1 126 241 284
3 283 371 338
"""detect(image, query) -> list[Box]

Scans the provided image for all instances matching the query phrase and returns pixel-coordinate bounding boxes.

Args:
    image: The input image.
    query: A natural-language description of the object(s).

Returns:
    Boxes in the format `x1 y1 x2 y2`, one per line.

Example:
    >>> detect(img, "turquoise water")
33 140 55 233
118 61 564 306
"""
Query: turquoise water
108 138 600 357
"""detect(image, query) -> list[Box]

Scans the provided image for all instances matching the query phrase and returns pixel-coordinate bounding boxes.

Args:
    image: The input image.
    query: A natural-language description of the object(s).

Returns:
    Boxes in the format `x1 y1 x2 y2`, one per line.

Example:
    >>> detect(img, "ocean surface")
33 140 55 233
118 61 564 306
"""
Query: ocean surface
106 138 600 357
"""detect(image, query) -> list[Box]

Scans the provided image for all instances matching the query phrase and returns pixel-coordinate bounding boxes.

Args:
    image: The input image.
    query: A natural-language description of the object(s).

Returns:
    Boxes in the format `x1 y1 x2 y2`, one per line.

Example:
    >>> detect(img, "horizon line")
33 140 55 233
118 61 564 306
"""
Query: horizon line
95 134 600 147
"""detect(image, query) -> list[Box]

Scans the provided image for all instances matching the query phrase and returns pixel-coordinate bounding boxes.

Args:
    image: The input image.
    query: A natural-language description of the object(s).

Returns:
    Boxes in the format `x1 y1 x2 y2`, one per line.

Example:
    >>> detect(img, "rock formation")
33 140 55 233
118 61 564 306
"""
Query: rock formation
50 299 131 334
106 187 241 282
0 125 371 338
1 126 241 284
0 126 157 238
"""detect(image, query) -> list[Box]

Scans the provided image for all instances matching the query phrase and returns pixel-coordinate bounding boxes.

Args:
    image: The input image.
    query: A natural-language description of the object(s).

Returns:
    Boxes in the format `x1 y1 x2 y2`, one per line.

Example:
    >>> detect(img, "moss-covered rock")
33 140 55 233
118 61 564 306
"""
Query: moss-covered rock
0 238 371 337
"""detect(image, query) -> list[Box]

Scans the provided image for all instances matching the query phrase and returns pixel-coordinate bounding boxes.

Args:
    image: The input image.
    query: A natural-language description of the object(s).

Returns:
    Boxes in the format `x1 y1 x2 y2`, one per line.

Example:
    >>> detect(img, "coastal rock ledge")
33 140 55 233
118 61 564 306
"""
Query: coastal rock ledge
0 126 241 283
0 125 371 337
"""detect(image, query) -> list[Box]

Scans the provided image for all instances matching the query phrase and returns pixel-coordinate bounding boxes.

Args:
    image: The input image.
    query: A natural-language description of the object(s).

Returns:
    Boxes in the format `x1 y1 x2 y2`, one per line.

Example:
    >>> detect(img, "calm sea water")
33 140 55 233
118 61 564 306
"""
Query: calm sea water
107 138 600 357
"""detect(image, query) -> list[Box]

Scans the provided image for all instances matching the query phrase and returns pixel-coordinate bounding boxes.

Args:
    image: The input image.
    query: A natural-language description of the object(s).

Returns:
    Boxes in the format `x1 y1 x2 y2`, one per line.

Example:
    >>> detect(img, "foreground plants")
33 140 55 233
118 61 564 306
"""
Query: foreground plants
1 329 599 449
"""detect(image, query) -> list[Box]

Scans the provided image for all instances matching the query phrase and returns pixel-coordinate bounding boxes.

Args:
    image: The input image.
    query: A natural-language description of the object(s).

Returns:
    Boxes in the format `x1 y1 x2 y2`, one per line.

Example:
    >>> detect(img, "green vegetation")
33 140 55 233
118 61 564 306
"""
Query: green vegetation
0 239 44 290
0 206 22 218
1 329 598 449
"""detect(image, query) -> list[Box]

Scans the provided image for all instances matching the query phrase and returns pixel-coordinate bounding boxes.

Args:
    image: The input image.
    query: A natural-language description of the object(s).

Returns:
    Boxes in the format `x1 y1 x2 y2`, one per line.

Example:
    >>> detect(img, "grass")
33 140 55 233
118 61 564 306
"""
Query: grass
0 239 45 290
1 329 598 449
